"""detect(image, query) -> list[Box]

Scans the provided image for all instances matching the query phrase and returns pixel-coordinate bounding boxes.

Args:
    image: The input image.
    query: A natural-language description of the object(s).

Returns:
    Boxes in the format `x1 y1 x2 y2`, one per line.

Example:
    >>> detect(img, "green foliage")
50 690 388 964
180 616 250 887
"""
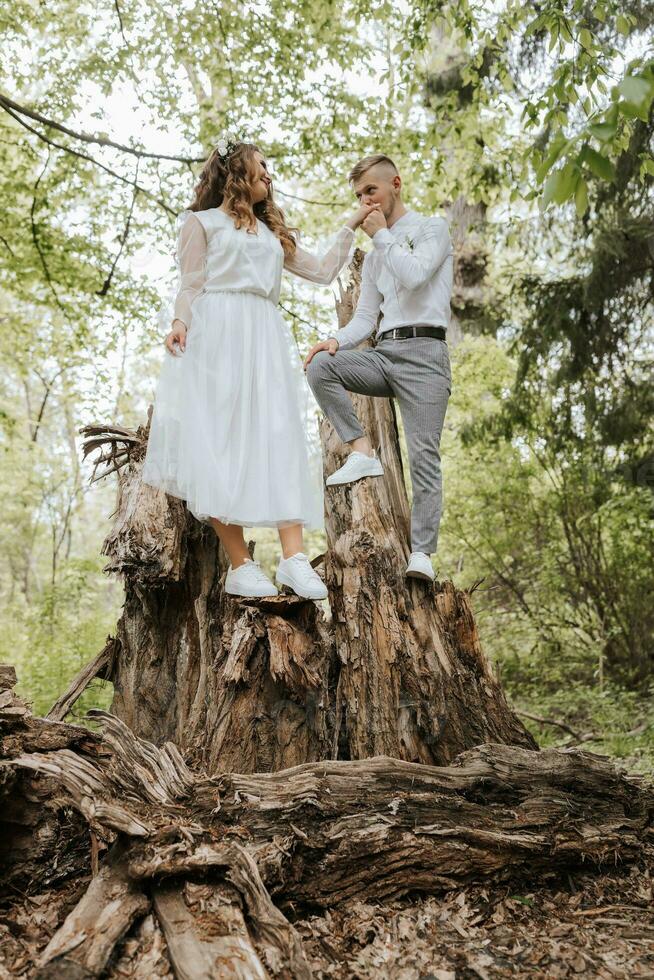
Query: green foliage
439 336 654 698
2 555 119 717
514 680 654 776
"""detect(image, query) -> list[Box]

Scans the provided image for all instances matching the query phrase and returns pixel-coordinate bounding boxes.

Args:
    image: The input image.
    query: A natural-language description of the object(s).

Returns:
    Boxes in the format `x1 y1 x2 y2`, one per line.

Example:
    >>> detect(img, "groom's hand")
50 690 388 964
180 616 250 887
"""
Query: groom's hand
350 202 381 230
303 337 339 371
361 203 387 239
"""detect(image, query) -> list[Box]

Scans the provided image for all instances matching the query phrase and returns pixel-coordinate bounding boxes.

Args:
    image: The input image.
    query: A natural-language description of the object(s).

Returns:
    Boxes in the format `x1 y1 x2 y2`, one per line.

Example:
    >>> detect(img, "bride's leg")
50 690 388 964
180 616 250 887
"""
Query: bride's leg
208 518 251 568
278 523 304 558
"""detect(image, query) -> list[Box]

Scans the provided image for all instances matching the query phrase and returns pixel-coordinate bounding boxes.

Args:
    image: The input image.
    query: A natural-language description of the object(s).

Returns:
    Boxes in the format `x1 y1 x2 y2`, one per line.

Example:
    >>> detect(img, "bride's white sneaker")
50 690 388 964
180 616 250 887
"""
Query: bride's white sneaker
225 558 278 597
326 450 384 487
405 551 435 581
276 552 328 600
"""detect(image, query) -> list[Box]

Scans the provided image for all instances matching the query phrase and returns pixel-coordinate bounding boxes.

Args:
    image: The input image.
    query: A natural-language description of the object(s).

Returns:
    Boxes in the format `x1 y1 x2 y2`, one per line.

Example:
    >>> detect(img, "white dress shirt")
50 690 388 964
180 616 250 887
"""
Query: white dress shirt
328 209 453 351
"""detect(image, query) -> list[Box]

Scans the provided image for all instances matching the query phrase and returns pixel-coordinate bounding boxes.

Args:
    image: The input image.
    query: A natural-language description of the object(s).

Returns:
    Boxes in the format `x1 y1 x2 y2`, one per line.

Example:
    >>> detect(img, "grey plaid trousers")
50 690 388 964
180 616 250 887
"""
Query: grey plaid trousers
306 333 451 555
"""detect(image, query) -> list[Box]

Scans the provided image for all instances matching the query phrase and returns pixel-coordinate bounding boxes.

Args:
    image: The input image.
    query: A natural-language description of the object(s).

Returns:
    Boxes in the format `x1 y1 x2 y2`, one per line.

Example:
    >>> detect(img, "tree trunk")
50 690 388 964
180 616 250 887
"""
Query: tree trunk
76 247 535 775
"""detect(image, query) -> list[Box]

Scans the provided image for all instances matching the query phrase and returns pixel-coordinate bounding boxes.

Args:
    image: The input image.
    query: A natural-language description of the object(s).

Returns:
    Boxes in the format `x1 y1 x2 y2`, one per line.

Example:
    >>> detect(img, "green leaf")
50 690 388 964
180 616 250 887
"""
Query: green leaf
575 177 589 216
525 14 544 36
560 20 573 43
618 75 652 104
580 145 615 180
579 28 593 49
542 162 579 206
618 99 645 121
535 131 570 182
616 14 630 34
588 121 616 141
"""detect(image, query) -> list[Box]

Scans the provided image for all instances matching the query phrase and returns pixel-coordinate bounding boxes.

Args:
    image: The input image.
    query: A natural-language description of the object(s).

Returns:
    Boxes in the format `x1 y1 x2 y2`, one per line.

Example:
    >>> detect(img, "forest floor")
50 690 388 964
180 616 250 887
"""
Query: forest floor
2 847 653 979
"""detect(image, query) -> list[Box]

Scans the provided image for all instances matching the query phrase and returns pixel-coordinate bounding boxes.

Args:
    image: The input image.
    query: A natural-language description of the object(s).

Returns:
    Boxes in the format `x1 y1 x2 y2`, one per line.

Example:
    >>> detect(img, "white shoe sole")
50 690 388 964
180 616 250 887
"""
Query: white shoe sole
326 460 385 486
405 567 435 582
276 571 327 600
225 582 278 597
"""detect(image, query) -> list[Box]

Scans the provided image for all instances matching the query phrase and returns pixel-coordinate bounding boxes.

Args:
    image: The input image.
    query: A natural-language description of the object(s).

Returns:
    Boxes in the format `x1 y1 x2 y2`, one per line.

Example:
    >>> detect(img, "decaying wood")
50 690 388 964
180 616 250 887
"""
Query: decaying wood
47 636 118 722
35 852 149 979
80 422 146 485
152 850 311 980
108 912 173 979
153 883 266 980
0 664 17 691
1 690 653 973
4 708 653 907
0 670 104 892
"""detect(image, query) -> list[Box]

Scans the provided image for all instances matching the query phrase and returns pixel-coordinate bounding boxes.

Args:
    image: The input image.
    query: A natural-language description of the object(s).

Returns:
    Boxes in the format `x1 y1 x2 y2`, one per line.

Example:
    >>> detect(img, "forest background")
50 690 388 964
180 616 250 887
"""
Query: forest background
1 0 652 771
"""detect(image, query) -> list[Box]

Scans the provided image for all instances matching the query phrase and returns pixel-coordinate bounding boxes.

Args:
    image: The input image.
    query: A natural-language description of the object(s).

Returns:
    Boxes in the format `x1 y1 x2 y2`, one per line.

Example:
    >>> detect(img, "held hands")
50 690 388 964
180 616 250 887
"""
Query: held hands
360 203 387 239
303 337 339 371
165 319 187 356
347 201 384 232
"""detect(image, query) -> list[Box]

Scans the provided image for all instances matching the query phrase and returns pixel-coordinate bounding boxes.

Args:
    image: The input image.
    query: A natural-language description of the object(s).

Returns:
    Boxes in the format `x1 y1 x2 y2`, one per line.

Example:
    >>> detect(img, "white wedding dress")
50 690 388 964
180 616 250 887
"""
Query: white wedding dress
141 207 354 530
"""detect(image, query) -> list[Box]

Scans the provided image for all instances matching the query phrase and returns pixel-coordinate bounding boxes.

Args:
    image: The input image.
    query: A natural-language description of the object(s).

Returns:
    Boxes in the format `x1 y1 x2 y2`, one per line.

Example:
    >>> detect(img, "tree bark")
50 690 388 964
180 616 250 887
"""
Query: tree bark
73 247 535 777
2 700 652 977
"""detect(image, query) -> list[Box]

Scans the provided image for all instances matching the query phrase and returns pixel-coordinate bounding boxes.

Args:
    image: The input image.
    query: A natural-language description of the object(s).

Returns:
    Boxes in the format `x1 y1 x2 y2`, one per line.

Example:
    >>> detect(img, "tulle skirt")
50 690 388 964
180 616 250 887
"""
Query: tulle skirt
141 290 325 530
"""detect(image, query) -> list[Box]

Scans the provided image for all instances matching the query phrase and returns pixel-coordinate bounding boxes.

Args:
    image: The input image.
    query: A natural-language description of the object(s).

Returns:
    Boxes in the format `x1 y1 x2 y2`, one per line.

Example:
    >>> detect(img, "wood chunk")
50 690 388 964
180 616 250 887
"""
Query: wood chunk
0 664 17 691
153 884 270 980
46 640 116 723
35 858 149 978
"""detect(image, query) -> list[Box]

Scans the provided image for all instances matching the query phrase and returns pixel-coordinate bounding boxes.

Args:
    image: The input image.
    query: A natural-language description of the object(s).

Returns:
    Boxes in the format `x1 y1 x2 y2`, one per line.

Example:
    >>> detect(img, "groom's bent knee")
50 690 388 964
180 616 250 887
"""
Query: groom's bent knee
306 349 334 389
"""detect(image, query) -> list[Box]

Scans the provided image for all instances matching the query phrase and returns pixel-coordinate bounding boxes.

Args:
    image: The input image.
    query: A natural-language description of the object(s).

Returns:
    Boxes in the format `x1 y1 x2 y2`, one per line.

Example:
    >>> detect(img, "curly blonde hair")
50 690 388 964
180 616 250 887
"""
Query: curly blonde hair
188 142 300 259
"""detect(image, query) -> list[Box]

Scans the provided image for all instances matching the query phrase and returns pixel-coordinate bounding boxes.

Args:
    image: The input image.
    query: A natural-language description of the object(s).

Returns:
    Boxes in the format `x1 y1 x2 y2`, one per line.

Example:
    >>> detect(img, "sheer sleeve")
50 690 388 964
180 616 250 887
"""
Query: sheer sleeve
171 211 207 330
283 225 355 285
326 251 382 351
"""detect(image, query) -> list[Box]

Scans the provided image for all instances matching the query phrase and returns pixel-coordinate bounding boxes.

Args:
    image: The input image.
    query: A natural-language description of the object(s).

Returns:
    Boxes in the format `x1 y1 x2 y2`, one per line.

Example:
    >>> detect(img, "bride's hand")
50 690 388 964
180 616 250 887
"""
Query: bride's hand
165 320 187 355
346 202 382 231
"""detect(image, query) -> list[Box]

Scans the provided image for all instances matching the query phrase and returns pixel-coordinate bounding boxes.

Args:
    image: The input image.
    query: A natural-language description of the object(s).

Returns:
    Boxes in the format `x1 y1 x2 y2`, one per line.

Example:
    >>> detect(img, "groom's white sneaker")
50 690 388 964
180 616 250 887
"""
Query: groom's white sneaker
276 552 328 600
225 559 278 597
326 450 384 487
405 552 435 582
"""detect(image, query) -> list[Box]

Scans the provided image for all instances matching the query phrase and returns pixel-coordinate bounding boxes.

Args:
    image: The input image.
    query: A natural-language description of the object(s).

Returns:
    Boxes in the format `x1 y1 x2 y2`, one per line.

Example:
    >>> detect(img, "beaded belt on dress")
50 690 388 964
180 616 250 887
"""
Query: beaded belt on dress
201 287 274 303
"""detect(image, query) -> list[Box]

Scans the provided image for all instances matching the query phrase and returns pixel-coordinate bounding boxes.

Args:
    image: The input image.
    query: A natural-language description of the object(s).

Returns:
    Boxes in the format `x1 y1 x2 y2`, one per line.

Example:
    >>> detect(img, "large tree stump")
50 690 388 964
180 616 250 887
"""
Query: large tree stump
70 246 535 777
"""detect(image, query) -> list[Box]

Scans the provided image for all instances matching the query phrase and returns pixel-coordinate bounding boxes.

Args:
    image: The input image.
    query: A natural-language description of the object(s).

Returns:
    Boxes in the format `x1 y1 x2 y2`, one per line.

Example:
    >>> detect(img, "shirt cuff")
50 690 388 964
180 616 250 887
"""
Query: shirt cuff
371 228 394 249
328 333 348 350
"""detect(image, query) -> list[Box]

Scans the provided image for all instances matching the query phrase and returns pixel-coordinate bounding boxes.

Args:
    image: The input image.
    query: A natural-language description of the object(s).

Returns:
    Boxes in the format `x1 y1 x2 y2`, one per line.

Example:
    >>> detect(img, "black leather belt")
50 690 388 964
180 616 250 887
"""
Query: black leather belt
381 326 447 341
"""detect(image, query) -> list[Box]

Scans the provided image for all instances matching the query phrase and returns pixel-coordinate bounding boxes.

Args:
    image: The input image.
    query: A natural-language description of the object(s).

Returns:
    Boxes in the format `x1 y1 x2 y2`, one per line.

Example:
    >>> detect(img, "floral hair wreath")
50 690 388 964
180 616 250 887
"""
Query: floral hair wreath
214 130 241 160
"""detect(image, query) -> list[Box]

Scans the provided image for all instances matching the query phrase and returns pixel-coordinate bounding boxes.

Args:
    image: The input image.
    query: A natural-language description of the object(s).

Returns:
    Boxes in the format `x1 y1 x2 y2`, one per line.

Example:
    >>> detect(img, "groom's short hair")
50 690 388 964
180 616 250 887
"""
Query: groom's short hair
348 154 399 185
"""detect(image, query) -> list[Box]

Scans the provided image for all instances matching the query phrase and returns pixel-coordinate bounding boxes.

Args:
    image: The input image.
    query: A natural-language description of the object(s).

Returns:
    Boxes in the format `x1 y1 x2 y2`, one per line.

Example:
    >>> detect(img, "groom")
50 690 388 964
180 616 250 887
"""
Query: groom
303 153 453 582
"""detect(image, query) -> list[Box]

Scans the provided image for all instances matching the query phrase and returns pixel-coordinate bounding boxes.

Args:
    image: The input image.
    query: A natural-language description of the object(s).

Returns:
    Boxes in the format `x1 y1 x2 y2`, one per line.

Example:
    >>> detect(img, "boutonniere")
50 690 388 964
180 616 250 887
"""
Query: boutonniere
405 236 415 251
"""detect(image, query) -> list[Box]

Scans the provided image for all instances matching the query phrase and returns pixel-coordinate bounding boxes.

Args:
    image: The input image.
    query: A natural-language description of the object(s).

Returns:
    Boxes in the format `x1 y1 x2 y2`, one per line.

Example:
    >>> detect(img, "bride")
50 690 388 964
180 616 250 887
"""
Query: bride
142 134 375 600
